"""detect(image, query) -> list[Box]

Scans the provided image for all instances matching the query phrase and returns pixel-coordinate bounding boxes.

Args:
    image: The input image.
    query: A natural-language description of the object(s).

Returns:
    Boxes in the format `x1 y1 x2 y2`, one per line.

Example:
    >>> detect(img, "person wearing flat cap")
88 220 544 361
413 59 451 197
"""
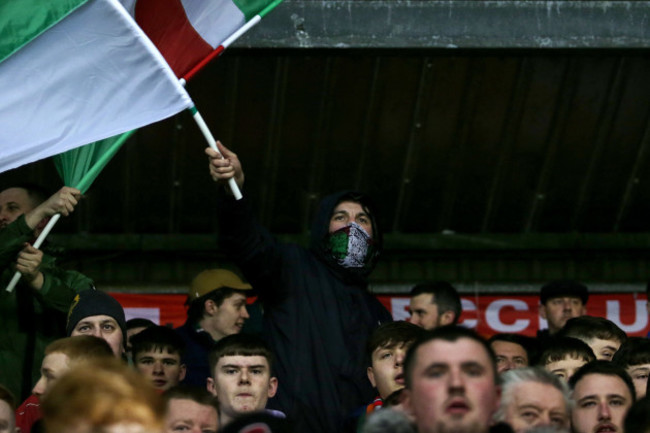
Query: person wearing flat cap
175 268 253 387
66 288 127 358
538 280 588 341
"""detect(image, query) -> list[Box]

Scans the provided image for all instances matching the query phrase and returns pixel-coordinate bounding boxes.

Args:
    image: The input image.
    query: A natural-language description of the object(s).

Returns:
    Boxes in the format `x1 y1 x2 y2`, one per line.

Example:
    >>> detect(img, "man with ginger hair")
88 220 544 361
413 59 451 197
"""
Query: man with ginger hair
41 358 165 433
15 336 114 433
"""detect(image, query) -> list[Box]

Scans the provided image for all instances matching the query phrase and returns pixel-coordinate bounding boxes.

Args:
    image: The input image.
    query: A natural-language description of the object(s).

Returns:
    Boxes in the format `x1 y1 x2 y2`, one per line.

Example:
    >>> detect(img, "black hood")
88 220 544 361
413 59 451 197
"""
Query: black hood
309 190 382 282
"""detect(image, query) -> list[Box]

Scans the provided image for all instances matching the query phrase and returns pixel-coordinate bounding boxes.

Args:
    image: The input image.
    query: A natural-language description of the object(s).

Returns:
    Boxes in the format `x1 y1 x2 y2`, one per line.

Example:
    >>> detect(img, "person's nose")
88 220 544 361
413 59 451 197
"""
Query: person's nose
448 367 465 391
153 361 164 375
395 349 406 367
32 377 46 397
598 401 612 420
536 412 551 427
241 306 250 319
240 369 251 384
89 327 101 338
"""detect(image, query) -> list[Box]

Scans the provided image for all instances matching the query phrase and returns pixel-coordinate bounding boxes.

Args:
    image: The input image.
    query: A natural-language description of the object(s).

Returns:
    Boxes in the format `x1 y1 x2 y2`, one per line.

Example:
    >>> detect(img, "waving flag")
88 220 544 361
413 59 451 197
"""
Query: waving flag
121 0 284 80
0 0 193 174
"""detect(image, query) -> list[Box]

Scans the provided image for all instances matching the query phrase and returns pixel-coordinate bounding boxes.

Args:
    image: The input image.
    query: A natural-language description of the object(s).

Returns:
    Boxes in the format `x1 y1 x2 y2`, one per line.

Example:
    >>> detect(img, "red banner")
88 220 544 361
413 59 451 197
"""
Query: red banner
111 292 650 338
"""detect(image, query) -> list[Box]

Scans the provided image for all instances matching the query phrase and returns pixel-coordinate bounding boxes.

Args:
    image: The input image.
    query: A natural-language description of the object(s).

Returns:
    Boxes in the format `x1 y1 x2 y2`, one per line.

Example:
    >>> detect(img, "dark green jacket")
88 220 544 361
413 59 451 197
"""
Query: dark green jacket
0 215 93 400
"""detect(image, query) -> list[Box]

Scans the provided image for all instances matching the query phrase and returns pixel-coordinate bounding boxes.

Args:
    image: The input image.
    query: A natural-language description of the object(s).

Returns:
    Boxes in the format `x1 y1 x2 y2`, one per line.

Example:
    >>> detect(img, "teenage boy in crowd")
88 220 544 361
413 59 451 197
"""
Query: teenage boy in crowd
558 316 627 361
206 334 279 428
356 321 424 429
131 325 187 392
176 268 252 387
536 336 596 382
613 337 650 399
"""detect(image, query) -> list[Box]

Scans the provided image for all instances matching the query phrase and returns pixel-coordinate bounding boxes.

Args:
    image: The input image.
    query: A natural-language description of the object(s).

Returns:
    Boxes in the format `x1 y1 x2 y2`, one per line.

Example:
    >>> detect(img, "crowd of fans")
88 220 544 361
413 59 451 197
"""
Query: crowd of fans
1 149 650 433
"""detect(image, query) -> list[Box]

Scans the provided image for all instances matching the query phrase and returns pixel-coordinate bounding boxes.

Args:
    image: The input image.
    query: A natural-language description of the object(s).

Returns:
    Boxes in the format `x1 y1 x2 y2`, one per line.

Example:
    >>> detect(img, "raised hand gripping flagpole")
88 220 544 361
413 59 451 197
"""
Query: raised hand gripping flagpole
189 104 242 200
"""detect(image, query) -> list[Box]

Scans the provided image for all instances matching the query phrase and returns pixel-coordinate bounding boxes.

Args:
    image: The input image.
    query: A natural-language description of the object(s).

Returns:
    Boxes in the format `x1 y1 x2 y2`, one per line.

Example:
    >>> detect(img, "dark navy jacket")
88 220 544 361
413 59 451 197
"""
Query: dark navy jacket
216 190 392 433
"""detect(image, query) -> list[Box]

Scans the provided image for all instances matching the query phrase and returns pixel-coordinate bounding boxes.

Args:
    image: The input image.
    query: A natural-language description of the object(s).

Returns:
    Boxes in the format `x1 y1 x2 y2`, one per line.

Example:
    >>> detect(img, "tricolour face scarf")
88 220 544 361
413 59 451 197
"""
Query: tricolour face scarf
326 222 375 268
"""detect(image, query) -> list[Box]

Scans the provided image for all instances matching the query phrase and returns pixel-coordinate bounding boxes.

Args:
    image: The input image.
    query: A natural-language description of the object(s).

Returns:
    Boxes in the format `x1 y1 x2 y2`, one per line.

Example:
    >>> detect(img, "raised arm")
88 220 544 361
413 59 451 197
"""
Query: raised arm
24 186 81 231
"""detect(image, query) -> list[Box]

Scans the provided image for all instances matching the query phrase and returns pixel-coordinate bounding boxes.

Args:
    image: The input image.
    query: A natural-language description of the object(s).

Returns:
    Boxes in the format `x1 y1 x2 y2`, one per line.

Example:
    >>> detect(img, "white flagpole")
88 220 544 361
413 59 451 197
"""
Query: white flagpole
189 105 243 200
6 213 61 292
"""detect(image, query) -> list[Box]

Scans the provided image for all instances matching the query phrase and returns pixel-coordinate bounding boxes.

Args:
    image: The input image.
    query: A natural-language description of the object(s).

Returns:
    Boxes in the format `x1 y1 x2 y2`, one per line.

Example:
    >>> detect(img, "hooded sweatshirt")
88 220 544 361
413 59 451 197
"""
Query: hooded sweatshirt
216 190 392 433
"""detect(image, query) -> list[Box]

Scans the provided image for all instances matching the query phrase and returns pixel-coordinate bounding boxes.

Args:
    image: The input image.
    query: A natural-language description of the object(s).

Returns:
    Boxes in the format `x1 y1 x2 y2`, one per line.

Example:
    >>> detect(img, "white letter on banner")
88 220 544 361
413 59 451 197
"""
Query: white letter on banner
607 300 648 333
486 299 529 333
124 307 160 324
391 298 411 321
458 298 478 329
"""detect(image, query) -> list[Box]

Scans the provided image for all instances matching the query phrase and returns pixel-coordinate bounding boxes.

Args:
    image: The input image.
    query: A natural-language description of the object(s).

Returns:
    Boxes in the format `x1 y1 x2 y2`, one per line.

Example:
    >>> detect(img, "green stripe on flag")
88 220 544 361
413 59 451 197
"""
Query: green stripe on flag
232 0 278 21
54 131 134 194
0 0 88 63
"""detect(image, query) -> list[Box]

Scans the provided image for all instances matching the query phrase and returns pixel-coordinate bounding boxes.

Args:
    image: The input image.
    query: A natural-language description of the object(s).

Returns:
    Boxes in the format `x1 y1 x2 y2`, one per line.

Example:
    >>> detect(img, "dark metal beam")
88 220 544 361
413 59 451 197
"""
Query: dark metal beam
234 1 650 50
50 232 650 251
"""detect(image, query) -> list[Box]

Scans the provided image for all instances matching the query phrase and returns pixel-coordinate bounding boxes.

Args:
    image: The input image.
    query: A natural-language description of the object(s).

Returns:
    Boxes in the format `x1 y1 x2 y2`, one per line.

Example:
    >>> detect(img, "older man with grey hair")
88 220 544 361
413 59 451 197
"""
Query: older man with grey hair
494 367 571 433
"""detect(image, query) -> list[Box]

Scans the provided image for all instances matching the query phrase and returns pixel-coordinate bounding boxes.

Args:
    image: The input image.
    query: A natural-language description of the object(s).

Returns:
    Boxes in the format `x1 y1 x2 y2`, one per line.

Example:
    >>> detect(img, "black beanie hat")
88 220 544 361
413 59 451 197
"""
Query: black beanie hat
66 289 127 344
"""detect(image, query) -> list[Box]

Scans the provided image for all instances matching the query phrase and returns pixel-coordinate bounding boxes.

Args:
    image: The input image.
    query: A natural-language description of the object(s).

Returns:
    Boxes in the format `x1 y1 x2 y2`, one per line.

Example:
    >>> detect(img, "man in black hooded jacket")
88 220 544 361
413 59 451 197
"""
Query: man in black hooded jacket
206 142 393 433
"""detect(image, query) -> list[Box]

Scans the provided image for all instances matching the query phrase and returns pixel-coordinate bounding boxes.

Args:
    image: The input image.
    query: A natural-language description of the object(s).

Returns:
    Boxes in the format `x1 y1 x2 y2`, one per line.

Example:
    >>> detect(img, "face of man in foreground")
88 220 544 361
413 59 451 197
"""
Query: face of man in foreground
405 337 501 433
571 373 632 433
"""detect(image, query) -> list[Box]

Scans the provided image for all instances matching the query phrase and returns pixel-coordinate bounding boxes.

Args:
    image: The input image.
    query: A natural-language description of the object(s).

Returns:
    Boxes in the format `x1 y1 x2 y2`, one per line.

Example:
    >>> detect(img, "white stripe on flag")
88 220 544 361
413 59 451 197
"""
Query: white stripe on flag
181 0 246 48
0 0 192 173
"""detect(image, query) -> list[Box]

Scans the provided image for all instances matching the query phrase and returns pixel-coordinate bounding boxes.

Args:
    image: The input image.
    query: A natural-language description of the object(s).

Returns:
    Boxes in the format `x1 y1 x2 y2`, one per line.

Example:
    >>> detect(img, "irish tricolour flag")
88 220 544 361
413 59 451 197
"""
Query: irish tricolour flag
0 0 193 174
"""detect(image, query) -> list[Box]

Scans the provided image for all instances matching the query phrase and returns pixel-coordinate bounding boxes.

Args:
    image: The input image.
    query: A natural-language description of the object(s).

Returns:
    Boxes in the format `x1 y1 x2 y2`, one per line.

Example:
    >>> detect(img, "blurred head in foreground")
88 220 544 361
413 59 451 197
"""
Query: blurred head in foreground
41 358 164 433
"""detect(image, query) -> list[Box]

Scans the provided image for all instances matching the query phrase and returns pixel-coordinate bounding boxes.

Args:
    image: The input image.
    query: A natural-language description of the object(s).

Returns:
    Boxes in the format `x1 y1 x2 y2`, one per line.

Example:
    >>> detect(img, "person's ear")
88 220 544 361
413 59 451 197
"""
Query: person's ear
367 367 377 388
204 299 218 316
440 311 456 326
179 364 187 381
268 377 278 398
539 304 548 320
206 377 217 396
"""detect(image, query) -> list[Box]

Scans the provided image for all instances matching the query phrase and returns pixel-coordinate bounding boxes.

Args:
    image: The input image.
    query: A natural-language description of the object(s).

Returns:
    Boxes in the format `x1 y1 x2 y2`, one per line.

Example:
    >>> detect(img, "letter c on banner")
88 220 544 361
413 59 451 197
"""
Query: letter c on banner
459 298 478 329
486 299 530 333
